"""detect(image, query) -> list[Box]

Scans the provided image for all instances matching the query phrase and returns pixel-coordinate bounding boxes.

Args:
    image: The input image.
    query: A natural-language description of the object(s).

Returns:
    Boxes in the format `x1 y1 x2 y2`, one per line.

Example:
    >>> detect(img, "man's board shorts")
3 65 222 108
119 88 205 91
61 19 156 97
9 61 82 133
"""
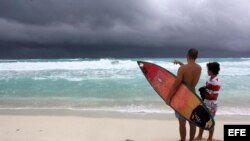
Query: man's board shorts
175 111 185 120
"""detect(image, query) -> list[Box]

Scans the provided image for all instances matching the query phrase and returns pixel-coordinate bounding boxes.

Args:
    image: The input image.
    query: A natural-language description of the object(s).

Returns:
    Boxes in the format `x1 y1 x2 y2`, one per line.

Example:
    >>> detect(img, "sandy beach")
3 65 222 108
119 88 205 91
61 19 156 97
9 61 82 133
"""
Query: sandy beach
0 114 249 141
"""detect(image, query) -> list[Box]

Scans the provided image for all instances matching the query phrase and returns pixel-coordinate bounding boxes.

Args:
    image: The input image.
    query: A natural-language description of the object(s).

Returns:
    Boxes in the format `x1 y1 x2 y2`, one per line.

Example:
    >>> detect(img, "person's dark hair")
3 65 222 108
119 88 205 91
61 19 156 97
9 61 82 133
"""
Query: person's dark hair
207 62 220 75
187 48 198 60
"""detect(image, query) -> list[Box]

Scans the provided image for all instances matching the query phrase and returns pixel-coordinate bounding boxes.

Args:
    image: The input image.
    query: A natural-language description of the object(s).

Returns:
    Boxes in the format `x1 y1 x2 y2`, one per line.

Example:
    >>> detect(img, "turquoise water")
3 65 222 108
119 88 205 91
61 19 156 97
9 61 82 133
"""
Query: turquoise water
0 58 250 116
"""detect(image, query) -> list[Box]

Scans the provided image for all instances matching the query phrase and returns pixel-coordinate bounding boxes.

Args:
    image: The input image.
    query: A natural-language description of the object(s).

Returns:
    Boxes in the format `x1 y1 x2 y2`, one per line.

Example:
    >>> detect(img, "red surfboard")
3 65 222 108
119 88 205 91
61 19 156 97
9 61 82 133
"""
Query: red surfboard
138 61 214 130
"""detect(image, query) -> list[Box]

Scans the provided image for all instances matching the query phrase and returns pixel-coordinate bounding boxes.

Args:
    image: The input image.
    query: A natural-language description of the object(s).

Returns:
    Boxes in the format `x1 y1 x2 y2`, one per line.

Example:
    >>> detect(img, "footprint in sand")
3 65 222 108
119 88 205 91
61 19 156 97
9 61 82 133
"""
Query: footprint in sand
125 139 134 141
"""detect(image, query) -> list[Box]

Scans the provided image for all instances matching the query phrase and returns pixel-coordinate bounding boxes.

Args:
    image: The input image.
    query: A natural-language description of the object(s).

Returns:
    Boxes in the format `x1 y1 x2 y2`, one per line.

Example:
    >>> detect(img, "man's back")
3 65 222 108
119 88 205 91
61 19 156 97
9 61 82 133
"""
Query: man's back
180 62 201 92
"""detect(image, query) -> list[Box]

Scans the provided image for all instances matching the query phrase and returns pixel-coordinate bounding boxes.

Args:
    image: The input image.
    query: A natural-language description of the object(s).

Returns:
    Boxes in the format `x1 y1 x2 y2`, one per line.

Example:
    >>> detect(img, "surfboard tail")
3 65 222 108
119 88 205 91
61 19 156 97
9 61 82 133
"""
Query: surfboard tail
190 105 215 130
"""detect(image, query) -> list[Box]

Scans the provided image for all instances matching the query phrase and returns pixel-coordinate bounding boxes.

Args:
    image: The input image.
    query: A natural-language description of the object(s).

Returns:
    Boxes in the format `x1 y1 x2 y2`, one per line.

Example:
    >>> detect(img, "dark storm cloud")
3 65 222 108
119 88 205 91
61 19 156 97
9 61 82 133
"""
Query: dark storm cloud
0 0 250 58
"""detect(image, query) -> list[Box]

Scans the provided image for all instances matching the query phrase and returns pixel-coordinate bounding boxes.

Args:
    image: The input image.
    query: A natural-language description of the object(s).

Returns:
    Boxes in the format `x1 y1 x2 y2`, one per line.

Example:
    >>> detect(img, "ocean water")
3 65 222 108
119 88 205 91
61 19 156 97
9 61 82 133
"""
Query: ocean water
0 58 250 116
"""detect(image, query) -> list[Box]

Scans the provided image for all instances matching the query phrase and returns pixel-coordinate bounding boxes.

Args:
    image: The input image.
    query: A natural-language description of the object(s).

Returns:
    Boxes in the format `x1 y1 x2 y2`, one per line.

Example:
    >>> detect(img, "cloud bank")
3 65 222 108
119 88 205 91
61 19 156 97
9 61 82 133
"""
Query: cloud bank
0 0 250 58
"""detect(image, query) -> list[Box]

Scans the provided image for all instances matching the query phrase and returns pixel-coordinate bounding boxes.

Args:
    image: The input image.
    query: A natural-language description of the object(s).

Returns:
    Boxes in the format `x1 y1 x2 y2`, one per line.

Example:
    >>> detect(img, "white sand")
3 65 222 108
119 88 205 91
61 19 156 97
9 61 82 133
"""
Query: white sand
0 115 249 141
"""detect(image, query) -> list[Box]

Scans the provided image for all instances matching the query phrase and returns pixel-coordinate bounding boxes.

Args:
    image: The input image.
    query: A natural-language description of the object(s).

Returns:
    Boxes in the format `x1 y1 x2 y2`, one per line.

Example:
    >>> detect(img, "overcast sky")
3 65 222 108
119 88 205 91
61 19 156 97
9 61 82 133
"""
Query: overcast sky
0 0 250 58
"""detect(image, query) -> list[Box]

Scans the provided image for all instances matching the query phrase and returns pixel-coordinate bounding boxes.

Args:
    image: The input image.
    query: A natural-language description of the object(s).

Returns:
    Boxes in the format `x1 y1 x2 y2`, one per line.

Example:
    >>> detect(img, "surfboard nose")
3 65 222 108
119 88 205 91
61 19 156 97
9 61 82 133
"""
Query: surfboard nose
137 61 143 67
139 63 144 67
137 61 147 74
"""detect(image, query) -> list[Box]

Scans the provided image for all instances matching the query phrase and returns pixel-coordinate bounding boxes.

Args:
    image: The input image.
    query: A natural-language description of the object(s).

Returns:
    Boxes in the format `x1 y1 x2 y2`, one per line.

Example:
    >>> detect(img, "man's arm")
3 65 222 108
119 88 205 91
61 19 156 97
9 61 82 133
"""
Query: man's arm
173 60 184 66
166 67 184 104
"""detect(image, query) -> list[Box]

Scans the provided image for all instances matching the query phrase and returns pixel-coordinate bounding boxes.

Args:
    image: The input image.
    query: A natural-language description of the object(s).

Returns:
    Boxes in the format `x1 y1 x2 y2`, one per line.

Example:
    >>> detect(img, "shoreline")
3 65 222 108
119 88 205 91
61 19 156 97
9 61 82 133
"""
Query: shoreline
1 109 250 120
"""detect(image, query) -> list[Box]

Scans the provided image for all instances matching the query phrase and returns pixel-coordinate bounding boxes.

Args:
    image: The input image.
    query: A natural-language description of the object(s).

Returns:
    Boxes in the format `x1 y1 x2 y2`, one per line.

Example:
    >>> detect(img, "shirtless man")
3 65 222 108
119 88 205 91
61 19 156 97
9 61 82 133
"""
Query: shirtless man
166 48 202 141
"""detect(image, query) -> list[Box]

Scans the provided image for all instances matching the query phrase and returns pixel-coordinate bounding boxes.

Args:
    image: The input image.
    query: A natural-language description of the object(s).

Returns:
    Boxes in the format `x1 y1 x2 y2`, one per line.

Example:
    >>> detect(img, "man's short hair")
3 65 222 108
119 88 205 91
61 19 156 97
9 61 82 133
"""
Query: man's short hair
187 48 198 60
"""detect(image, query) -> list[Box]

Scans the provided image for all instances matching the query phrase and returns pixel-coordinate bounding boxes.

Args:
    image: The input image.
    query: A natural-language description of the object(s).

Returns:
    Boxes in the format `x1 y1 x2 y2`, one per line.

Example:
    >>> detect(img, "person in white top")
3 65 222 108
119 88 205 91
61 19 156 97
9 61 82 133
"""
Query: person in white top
195 62 221 141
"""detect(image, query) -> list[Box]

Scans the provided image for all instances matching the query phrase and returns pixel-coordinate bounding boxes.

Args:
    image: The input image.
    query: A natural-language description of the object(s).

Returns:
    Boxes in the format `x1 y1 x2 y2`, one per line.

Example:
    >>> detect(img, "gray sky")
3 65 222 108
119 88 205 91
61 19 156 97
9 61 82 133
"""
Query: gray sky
0 0 250 58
